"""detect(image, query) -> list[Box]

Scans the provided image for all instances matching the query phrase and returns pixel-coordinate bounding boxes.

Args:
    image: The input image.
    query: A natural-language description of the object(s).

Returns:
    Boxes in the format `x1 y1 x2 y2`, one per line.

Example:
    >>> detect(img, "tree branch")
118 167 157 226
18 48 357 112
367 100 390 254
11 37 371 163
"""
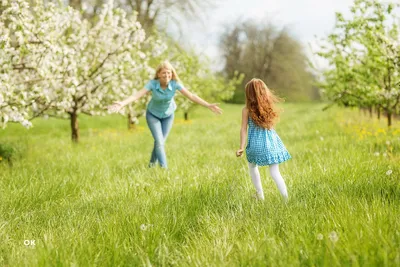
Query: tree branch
29 101 55 120
12 64 36 71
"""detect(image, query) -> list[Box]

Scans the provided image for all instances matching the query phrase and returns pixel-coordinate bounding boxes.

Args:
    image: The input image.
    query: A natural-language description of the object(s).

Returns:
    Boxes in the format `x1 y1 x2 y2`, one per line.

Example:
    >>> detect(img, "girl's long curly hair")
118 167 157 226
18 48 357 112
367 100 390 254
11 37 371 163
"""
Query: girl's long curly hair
245 78 282 129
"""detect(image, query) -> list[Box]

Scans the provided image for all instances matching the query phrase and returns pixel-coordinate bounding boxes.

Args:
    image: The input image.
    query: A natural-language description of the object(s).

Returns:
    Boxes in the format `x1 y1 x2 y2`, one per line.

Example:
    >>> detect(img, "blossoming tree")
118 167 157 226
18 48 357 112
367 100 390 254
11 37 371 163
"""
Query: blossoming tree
1 0 155 141
317 0 400 126
0 0 61 129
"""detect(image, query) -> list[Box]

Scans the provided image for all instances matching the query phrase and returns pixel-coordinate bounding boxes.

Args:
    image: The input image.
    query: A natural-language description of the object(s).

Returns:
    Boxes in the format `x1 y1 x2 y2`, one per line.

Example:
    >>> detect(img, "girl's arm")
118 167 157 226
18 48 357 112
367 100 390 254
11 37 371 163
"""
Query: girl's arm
236 107 248 157
179 88 222 115
108 88 149 113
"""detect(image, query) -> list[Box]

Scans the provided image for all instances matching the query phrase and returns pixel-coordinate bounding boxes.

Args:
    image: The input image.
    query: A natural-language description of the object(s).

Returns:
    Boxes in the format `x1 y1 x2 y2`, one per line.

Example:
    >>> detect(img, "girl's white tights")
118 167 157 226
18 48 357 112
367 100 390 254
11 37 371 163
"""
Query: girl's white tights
248 162 288 201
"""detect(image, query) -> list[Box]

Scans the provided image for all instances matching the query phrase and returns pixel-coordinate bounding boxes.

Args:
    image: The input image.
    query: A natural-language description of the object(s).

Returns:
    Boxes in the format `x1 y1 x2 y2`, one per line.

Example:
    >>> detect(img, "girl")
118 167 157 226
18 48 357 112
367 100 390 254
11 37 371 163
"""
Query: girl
236 78 291 201
108 61 222 168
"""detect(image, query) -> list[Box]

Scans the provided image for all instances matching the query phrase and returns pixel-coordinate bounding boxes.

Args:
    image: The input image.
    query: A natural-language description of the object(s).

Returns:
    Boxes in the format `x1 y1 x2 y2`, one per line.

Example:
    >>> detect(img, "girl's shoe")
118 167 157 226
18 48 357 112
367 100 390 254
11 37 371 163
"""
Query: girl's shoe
252 192 265 201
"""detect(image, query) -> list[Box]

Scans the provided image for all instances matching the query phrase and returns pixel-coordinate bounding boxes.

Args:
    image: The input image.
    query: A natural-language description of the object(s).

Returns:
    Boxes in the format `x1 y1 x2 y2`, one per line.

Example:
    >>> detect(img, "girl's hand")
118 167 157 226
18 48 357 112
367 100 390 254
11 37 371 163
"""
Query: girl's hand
236 149 244 157
107 101 123 113
208 103 223 115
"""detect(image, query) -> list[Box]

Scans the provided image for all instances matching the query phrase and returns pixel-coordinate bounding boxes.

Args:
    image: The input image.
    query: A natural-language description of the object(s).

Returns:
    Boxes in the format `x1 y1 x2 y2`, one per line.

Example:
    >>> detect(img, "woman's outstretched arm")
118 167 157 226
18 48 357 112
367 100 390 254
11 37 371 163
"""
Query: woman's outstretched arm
108 88 149 113
179 88 223 115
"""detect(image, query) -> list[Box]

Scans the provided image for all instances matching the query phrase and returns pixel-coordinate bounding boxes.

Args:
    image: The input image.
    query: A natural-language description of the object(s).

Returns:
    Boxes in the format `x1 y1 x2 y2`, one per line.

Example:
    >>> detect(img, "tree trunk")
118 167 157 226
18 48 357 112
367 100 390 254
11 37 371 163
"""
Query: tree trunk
387 112 392 127
127 113 136 130
69 0 81 10
361 107 367 116
70 111 79 142
368 106 373 118
184 112 189 121
377 107 381 120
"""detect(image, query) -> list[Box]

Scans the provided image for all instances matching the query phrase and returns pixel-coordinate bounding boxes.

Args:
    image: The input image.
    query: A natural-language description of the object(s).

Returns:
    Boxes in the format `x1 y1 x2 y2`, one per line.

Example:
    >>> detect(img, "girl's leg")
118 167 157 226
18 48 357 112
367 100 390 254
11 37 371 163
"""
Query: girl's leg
146 112 167 168
248 162 265 200
269 164 288 201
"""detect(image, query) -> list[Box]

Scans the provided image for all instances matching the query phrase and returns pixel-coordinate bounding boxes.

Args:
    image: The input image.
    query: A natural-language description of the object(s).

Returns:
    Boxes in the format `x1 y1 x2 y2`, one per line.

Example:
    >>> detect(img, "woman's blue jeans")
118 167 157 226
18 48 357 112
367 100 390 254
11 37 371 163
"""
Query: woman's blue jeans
146 111 174 168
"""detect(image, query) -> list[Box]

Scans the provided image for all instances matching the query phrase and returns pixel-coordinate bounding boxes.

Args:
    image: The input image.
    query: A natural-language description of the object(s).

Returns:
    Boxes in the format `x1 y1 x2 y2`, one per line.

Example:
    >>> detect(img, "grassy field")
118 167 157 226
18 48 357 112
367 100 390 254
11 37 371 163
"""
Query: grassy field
0 103 399 266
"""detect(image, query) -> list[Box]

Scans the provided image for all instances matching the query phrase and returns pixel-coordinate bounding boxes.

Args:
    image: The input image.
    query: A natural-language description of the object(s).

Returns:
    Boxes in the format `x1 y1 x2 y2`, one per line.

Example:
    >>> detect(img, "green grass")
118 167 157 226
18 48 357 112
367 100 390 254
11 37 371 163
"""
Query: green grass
0 103 399 266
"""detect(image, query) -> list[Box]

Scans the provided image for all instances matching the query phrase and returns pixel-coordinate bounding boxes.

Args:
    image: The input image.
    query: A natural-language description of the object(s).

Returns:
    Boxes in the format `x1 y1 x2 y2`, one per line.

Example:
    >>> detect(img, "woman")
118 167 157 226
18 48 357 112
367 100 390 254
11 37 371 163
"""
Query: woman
108 61 222 168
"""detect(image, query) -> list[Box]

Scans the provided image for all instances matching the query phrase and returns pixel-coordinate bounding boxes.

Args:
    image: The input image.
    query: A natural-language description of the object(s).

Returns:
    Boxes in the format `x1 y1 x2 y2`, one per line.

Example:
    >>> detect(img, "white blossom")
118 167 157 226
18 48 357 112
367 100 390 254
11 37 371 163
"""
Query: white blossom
1 0 163 129
317 233 324 240
329 231 339 243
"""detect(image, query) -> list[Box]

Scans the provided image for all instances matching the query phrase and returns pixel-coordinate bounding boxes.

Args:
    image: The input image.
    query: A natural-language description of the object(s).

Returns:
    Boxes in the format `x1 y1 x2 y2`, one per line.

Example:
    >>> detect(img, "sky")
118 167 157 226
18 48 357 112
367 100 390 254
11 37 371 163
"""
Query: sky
168 0 357 70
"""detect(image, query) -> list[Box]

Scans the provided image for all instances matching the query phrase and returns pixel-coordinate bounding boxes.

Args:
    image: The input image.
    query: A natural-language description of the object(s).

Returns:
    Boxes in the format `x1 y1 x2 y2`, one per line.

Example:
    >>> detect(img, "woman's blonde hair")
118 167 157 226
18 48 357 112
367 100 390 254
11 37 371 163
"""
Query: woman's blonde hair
154 61 181 82
245 78 282 129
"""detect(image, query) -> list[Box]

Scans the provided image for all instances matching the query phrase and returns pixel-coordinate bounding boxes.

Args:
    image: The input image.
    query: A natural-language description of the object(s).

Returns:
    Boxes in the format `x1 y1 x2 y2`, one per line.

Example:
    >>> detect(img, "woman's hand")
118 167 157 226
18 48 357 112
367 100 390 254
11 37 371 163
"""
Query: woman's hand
207 103 223 115
236 149 244 157
107 101 123 113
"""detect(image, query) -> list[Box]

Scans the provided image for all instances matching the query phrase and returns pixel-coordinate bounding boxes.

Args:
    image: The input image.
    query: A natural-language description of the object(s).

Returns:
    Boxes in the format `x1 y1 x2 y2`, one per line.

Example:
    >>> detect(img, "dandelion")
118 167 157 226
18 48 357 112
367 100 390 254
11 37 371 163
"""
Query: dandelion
377 128 386 134
317 233 323 240
0 157 2 161
140 224 147 231
383 153 387 157
329 231 339 243
386 170 393 176
320 136 324 141
374 152 380 156
386 141 391 145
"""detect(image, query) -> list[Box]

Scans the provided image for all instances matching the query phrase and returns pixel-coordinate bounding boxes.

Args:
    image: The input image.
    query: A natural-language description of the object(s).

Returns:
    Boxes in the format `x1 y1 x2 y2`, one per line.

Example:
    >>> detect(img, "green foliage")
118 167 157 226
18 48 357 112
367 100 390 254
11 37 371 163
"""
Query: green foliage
0 142 23 166
0 143 14 162
317 0 400 126
220 20 316 103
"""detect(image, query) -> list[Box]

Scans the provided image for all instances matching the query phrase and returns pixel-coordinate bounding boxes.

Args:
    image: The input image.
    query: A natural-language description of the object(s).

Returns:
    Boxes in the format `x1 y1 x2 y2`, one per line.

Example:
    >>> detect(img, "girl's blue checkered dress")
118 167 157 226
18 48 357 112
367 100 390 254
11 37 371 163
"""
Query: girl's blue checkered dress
246 117 291 166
